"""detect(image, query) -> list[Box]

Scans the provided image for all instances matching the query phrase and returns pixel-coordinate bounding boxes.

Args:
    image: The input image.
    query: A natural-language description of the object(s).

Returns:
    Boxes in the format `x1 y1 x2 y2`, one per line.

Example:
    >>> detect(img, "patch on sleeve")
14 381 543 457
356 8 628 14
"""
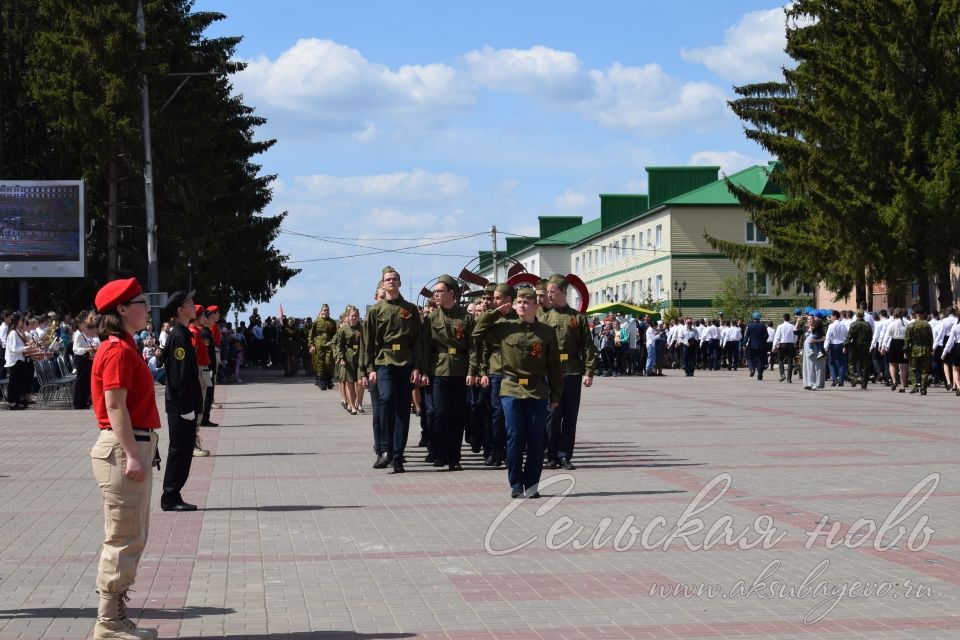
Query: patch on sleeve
175 347 186 361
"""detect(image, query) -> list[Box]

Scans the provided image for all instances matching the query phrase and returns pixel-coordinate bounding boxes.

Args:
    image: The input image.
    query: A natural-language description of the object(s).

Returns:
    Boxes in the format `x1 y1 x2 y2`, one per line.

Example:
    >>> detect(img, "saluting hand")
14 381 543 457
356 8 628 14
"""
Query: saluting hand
496 302 512 315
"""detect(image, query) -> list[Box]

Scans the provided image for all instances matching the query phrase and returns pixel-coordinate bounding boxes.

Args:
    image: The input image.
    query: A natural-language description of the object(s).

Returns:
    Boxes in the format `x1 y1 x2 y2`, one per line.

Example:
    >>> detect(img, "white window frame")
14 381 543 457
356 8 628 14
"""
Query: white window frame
655 224 662 249
655 274 663 299
575 256 580 274
745 221 769 244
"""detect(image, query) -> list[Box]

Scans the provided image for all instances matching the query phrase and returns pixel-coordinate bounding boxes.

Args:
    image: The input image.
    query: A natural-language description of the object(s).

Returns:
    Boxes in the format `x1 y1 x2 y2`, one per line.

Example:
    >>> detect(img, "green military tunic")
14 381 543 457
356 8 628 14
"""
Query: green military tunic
543 304 598 377
334 323 363 383
422 305 479 378
473 310 563 403
905 319 934 390
362 296 425 373
844 318 873 387
483 309 518 377
309 315 338 379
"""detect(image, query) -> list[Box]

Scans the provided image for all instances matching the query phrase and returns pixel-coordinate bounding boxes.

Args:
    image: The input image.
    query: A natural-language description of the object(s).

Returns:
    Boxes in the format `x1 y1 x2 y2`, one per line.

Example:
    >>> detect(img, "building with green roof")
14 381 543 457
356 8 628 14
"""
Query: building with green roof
567 162 804 320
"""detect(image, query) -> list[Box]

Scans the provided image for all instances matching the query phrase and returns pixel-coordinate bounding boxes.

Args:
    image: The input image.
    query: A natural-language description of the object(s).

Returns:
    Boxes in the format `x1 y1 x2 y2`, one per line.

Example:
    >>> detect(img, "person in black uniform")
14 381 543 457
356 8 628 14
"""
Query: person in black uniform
161 291 204 511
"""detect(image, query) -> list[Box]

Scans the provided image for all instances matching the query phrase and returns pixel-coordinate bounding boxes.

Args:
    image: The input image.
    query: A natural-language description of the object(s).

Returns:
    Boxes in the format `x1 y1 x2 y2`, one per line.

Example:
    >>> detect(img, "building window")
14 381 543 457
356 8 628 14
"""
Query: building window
646 277 652 297
613 241 619 261
631 234 636 253
655 224 662 248
746 221 769 244
594 249 599 267
656 274 663 299
646 229 651 247
622 236 628 259
747 271 769 296
575 256 580 274
631 280 637 301
531 258 536 274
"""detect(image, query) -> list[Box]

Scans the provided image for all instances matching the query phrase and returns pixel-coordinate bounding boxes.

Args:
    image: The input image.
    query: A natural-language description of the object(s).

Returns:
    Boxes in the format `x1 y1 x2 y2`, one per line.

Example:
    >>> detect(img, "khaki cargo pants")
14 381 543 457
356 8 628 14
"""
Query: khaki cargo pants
90 429 157 594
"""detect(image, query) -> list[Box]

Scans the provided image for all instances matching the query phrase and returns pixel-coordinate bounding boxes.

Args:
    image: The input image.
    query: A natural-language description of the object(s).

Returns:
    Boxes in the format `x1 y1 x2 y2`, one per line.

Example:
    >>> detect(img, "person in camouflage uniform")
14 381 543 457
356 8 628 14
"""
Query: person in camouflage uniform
278 317 302 377
309 304 338 389
843 309 874 390
905 307 934 395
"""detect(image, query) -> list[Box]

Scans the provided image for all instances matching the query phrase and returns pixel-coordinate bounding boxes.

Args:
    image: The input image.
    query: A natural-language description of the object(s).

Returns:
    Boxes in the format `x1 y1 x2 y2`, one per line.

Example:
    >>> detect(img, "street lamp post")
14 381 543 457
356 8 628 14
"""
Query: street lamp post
673 280 687 315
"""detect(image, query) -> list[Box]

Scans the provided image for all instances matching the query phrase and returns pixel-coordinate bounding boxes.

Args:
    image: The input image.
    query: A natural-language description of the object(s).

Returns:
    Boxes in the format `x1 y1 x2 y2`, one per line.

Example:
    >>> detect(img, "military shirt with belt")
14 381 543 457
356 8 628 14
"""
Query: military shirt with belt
362 296 425 373
422 305 478 377
473 310 563 404
481 309 518 376
543 304 598 377
334 324 362 367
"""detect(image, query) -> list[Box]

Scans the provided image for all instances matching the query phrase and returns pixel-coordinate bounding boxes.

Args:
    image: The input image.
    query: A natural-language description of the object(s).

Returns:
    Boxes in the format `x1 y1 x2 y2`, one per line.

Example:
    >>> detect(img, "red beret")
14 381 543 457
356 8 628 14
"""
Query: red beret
95 278 143 313
206 305 219 313
194 304 205 316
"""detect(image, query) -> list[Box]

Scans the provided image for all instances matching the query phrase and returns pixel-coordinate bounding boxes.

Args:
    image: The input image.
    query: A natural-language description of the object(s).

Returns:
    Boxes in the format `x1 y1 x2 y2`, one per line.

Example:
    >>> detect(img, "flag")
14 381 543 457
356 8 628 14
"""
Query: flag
279 303 284 320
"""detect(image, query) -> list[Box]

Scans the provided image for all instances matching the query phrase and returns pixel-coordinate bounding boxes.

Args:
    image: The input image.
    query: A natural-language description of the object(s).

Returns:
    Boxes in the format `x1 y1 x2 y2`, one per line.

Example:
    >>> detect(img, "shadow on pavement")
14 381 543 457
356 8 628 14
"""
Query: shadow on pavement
0 605 235 620
201 504 362 512
212 452 317 457
564 489 687 498
219 423 307 428
178 633 414 639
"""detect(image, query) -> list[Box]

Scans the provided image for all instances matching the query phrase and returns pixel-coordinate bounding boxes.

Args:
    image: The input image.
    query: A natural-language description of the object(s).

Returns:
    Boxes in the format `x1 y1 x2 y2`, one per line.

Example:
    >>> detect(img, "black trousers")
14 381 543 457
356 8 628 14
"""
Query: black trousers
162 413 198 506
778 344 796 380
5 360 32 405
433 376 467 465
202 366 215 422
73 354 92 408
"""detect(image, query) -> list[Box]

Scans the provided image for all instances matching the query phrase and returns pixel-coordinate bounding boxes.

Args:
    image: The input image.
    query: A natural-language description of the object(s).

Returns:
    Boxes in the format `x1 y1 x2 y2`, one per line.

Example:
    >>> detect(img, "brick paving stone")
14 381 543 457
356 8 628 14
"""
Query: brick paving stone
0 368 958 638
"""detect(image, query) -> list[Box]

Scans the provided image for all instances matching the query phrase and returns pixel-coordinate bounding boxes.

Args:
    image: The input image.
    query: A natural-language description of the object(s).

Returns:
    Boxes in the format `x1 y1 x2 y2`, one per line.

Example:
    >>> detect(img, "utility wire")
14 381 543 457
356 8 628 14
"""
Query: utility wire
285 230 486 263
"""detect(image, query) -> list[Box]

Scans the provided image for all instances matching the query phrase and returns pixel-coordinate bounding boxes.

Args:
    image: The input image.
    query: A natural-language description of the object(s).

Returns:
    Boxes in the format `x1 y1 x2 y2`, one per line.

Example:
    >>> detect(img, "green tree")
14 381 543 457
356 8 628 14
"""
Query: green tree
707 0 960 311
711 271 766 321
5 0 297 311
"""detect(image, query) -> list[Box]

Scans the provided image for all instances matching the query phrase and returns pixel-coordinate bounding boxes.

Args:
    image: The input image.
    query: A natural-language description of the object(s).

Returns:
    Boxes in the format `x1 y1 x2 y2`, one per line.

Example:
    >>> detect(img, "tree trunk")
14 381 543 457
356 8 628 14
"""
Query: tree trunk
855 271 867 309
938 263 954 311
916 271 930 312
107 156 118 279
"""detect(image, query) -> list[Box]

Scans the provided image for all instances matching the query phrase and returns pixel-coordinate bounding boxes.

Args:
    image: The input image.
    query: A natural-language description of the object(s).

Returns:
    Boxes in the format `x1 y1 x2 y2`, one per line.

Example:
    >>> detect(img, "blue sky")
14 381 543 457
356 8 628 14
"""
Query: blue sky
193 0 791 319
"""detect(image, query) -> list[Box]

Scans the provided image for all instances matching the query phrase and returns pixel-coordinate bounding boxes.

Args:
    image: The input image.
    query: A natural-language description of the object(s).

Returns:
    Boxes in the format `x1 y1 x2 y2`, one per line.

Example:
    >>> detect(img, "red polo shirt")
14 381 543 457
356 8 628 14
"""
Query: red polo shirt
210 323 222 348
91 332 161 430
189 323 211 367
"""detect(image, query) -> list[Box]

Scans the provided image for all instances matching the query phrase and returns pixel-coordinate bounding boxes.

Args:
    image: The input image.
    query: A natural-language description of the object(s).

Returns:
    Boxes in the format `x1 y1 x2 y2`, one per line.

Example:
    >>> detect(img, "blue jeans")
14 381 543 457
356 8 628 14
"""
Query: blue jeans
828 344 847 384
488 375 506 460
547 375 582 461
501 395 547 493
645 344 656 373
376 365 412 458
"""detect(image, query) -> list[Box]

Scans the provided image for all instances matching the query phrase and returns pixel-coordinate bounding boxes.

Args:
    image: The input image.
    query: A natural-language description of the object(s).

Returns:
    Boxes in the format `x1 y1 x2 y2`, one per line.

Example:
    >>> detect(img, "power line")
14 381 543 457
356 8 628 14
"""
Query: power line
279 228 480 241
284 230 486 263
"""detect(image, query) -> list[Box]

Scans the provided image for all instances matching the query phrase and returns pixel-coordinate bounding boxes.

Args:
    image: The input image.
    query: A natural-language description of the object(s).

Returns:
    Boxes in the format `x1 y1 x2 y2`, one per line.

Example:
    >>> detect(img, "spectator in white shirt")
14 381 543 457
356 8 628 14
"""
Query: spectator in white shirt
938 307 957 389
881 308 908 391
4 313 33 409
72 312 100 409
772 313 797 383
825 310 850 386
870 309 891 385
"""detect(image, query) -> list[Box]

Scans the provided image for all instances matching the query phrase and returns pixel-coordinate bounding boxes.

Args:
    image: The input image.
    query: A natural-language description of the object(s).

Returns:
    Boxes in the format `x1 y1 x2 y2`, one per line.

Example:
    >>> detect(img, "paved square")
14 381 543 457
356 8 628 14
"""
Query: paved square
2 369 959 639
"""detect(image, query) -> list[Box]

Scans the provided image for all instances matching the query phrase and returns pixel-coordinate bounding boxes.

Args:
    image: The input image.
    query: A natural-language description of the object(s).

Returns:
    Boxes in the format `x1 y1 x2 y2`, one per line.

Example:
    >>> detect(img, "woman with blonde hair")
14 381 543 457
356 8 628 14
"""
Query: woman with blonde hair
335 305 364 414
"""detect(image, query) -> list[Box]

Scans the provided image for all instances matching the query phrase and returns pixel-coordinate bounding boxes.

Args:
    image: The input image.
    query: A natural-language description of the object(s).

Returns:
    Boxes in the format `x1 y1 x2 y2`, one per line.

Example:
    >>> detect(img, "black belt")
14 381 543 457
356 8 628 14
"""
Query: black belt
502 374 541 385
105 428 154 442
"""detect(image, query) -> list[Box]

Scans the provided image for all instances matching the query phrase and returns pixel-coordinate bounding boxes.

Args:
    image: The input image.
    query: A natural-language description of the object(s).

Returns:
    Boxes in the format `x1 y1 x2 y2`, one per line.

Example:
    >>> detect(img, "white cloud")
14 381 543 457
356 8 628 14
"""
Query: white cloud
680 7 792 84
464 45 591 100
353 122 378 143
554 188 590 212
290 169 469 208
689 150 770 175
237 39 730 137
235 38 474 125
466 46 729 135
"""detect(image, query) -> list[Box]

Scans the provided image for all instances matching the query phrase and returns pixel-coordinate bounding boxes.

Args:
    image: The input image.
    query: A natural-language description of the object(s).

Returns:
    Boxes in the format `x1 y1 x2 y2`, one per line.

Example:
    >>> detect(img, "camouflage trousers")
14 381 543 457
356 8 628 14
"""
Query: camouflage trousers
312 347 334 379
910 353 930 389
848 350 872 387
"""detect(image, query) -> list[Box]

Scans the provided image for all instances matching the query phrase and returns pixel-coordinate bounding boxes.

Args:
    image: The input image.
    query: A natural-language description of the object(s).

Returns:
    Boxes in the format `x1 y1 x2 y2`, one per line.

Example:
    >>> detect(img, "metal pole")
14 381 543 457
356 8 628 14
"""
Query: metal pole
18 279 28 312
491 225 498 283
137 0 161 329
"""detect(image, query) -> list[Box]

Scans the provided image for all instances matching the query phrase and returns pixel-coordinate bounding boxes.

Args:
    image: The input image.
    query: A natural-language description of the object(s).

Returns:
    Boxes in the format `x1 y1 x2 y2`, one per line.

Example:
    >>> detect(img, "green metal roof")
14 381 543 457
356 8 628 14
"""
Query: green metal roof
535 218 602 246
665 162 784 206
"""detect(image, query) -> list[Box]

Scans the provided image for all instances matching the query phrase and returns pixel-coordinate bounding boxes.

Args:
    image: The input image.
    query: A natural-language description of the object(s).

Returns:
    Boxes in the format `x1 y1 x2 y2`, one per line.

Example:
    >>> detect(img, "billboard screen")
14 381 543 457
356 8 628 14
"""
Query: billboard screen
0 180 85 278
